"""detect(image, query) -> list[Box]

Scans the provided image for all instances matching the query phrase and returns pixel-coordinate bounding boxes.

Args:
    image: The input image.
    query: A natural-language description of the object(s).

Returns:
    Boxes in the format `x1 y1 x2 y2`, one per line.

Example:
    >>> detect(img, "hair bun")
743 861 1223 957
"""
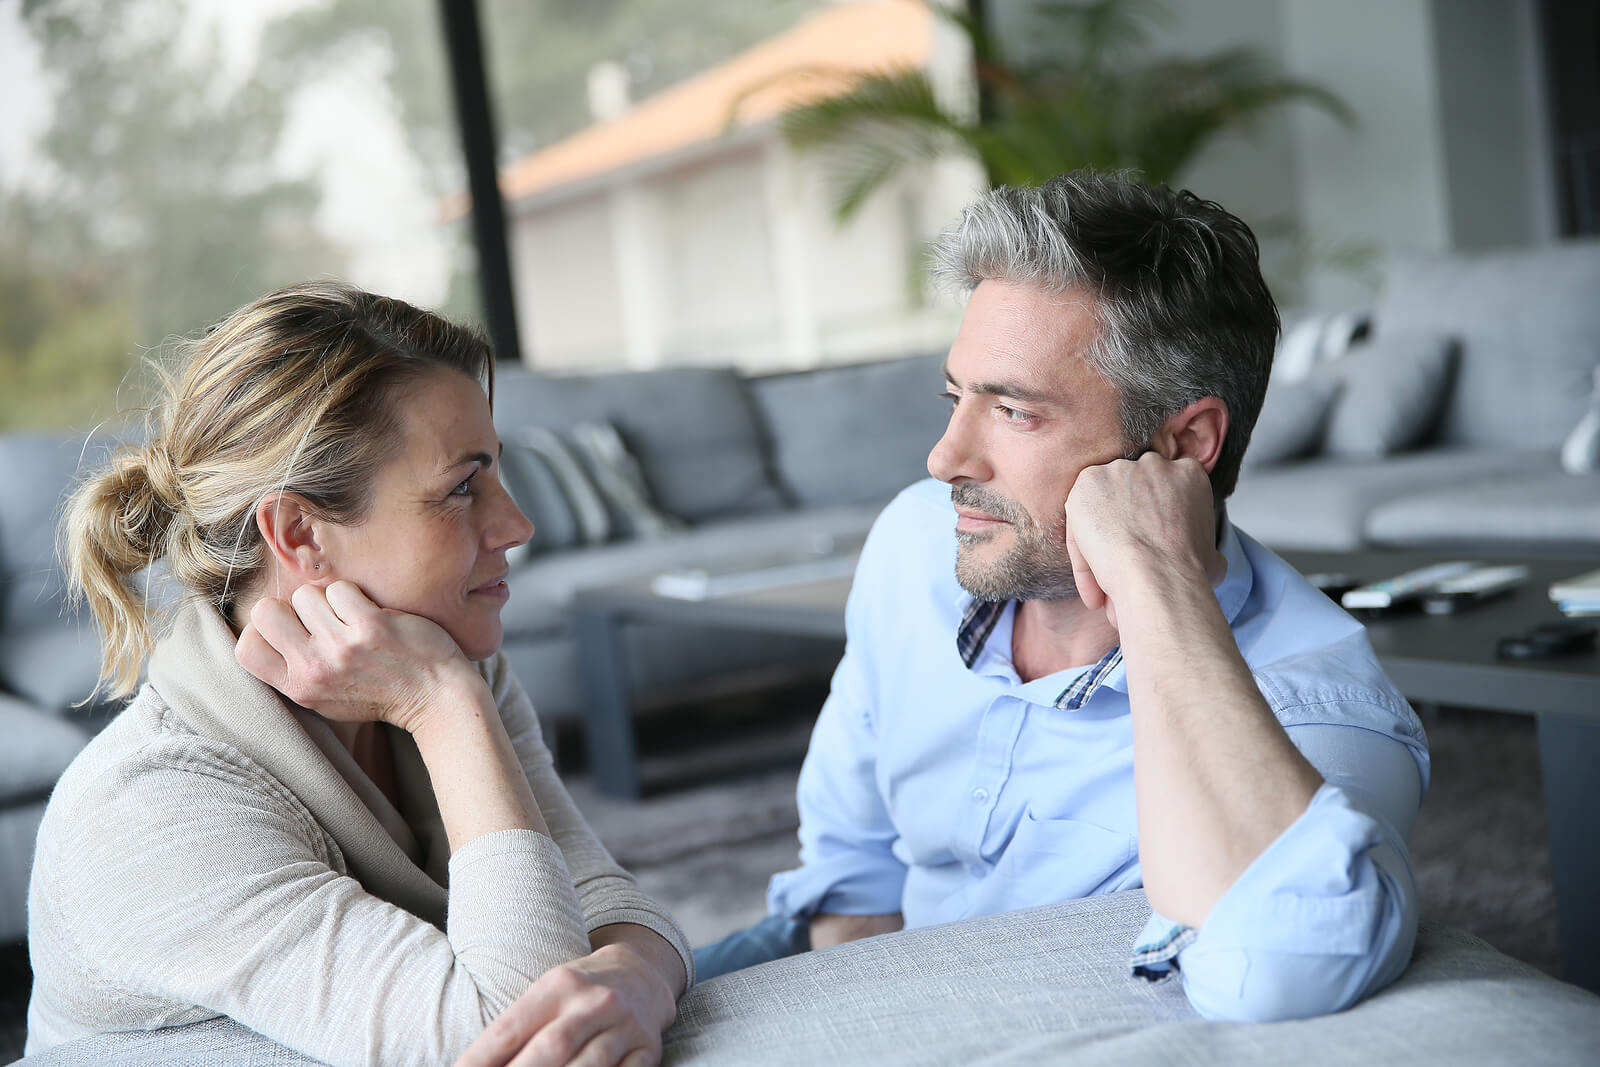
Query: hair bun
108 445 180 559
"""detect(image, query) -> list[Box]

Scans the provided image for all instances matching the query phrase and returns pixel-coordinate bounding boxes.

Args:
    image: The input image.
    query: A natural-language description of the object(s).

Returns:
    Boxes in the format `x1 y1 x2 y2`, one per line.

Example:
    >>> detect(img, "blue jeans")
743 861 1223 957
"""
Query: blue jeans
692 915 812 982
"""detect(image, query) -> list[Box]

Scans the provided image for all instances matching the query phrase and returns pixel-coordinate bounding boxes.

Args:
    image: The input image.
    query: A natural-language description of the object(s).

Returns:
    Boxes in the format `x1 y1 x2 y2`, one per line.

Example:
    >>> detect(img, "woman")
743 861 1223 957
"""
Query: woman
26 282 690 1066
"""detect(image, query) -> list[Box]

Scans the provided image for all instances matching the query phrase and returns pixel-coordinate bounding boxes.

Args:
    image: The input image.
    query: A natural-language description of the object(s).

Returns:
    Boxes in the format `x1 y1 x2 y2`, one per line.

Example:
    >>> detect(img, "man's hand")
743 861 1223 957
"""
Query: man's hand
808 912 903 949
1062 453 1224 629
454 943 677 1067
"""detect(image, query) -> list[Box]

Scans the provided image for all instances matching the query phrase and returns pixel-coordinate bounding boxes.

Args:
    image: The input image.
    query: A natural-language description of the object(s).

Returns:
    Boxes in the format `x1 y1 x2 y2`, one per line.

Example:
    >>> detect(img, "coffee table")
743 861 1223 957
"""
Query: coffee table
571 549 1600 992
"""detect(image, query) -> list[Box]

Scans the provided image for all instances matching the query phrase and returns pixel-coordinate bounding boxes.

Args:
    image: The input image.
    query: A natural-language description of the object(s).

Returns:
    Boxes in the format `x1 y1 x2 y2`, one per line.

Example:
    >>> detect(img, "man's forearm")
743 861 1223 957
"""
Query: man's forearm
809 912 904 949
1117 561 1322 929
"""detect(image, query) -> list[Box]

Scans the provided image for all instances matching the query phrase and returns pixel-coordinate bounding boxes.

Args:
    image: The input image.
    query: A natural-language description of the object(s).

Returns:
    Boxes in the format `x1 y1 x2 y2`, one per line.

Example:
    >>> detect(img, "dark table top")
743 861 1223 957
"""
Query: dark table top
575 549 1600 720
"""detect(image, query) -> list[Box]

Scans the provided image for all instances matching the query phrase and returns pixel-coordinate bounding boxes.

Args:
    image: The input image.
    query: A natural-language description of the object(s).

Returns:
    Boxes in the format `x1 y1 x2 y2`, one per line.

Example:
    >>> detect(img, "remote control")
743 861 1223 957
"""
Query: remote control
1341 561 1479 610
1421 564 1530 614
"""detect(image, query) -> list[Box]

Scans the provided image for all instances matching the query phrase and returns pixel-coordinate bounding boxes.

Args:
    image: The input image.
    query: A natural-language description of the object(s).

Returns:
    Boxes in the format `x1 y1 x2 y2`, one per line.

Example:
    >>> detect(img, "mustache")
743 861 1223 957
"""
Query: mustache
950 483 1022 524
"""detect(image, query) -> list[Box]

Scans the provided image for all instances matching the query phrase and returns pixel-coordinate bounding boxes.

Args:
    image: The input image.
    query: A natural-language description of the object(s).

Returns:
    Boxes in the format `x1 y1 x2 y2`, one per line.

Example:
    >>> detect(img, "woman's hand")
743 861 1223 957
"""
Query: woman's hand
236 579 481 732
454 943 678 1067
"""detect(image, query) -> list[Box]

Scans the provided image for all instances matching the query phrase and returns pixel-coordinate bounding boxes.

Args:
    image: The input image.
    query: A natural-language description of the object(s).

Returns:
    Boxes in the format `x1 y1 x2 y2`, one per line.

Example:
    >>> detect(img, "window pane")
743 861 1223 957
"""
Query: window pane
0 0 476 431
482 0 980 374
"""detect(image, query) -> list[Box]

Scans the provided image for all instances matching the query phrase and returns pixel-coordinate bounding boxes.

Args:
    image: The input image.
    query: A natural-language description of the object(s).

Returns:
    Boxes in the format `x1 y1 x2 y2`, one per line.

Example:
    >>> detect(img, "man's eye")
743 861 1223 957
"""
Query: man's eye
939 390 959 408
997 404 1034 423
450 474 476 497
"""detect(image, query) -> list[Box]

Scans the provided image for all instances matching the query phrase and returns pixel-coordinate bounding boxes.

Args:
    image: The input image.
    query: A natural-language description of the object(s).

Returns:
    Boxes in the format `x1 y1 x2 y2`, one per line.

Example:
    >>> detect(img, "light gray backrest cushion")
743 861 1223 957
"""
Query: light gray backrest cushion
1322 333 1459 458
748 353 948 509
1375 239 1600 449
1241 374 1343 470
493 366 785 522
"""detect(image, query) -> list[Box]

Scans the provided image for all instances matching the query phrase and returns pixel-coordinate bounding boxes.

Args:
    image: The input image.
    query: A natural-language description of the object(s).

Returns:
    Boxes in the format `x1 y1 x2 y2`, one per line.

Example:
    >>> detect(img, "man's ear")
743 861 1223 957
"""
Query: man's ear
254 491 329 581
1154 397 1229 473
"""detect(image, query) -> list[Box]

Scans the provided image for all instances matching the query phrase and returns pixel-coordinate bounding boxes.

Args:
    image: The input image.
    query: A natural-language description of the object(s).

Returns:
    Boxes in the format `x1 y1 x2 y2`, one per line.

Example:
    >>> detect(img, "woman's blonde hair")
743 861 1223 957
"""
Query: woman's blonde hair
63 280 495 698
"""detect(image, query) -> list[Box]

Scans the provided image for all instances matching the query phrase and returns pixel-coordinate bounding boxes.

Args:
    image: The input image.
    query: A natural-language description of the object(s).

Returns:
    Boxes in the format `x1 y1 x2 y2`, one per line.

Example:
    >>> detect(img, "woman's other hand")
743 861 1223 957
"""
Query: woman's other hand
236 579 481 732
454 943 677 1067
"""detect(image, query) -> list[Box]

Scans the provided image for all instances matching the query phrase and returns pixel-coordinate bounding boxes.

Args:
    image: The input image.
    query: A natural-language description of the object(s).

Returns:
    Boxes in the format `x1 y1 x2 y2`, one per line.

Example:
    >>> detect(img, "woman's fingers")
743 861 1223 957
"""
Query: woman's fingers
234 621 287 690
323 579 380 627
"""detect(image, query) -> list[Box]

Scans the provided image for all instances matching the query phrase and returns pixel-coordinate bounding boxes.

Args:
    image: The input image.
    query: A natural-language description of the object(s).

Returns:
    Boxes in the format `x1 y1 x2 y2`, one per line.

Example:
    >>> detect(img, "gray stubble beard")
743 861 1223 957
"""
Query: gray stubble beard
950 485 1079 602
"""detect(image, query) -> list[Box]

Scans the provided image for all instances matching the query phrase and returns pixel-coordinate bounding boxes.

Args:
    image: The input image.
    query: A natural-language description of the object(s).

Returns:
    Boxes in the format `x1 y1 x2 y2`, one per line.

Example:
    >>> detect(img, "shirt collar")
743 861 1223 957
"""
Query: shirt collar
953 513 1256 709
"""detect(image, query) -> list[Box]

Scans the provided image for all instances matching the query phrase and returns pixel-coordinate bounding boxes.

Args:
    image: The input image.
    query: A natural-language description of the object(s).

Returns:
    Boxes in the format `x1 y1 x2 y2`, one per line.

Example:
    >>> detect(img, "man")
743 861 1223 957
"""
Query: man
696 172 1428 1022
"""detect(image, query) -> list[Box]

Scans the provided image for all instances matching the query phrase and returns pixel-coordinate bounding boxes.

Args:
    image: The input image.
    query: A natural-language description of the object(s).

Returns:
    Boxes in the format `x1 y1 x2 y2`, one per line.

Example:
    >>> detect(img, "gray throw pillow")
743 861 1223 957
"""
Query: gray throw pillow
568 421 682 539
1241 374 1343 471
1321 333 1459 458
498 441 584 563
513 427 612 545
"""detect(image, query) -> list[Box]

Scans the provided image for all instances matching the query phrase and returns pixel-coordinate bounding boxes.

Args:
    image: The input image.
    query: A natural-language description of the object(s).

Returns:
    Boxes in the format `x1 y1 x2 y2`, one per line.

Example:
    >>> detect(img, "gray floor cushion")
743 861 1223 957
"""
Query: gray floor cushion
1364 462 1600 550
1228 449 1544 551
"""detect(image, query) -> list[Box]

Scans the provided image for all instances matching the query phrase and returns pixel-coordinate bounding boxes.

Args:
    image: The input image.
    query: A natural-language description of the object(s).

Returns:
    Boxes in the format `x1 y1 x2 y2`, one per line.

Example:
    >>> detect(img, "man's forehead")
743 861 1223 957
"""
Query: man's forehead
945 281 1101 397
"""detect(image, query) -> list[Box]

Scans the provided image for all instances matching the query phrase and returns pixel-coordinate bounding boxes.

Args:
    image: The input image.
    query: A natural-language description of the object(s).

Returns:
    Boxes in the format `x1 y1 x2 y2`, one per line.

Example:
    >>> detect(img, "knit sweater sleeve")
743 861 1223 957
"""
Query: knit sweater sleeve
33 729 592 1067
484 653 695 985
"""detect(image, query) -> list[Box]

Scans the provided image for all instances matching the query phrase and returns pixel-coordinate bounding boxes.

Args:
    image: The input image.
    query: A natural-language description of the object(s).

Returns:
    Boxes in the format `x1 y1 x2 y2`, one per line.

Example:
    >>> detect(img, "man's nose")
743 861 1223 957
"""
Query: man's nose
927 407 989 484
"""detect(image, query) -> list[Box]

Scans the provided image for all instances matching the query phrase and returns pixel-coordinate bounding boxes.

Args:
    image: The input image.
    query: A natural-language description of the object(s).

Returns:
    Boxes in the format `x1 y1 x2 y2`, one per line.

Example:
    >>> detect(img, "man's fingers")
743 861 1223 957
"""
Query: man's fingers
564 1028 646 1067
1061 505 1105 609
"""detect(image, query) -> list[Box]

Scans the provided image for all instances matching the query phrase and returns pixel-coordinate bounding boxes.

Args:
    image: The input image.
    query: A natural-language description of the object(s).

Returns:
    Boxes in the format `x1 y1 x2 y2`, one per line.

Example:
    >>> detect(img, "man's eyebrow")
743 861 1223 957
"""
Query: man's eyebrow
941 362 1057 406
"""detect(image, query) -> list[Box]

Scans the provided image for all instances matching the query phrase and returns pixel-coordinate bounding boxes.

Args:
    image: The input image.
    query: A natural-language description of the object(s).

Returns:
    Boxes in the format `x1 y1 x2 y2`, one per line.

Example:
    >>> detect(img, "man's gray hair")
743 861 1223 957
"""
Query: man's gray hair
929 171 1279 500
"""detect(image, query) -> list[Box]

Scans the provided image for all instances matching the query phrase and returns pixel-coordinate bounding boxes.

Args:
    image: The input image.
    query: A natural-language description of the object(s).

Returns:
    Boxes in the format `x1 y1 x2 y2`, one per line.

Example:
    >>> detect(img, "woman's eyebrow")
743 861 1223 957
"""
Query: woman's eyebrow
439 449 495 475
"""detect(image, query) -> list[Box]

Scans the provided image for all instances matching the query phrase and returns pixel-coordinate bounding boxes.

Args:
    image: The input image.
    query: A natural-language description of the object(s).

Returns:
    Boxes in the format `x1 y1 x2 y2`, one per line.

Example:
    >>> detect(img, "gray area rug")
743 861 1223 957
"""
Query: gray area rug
0 706 1562 1062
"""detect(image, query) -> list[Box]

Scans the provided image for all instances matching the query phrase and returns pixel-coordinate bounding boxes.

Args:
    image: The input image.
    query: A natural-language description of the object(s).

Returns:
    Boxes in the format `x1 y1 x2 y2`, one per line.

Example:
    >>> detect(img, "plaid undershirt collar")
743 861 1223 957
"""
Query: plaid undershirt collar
956 599 1123 711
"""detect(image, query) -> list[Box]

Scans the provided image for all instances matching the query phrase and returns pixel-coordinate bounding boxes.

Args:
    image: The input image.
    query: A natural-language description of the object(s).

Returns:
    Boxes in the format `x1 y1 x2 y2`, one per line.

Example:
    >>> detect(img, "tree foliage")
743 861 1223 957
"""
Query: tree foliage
773 0 1352 221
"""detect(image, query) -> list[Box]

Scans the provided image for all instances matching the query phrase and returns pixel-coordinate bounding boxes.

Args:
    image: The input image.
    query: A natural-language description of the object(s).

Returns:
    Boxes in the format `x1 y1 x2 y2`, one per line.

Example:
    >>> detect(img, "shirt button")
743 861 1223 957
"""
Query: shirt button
972 787 989 804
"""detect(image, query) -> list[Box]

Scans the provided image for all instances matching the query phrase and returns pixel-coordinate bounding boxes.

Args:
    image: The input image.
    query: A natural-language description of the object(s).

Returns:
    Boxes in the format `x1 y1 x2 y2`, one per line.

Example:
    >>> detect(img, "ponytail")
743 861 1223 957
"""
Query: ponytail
62 443 179 699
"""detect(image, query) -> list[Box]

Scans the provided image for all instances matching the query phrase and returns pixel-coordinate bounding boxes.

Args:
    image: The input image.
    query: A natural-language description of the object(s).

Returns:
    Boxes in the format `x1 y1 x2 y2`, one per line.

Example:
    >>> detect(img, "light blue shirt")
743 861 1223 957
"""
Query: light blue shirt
768 478 1430 1022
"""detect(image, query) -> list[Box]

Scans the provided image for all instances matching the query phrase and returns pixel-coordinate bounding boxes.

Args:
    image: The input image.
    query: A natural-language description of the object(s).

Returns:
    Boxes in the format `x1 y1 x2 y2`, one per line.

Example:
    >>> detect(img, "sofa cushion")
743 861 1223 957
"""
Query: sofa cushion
748 354 947 509
0 692 90 804
1241 374 1342 470
1375 239 1600 450
1323 333 1458 458
0 616 108 713
492 366 785 522
499 440 584 556
1364 460 1600 551
0 432 121 624
1229 449 1545 551
501 505 883 641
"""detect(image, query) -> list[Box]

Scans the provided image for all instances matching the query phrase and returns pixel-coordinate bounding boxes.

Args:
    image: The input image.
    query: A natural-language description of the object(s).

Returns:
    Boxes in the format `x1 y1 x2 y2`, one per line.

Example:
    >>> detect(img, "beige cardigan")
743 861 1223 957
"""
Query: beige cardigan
26 602 692 1065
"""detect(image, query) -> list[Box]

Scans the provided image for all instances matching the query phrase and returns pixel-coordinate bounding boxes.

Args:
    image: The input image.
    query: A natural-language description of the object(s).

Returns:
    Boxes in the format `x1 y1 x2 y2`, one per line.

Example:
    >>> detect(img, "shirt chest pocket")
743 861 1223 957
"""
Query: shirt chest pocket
997 810 1140 898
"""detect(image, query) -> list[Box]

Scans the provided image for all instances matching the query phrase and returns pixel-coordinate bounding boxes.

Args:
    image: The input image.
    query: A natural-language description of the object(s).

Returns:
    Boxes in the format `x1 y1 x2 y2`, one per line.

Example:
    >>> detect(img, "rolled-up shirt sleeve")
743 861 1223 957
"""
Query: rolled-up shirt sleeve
1132 719 1425 1022
768 559 909 918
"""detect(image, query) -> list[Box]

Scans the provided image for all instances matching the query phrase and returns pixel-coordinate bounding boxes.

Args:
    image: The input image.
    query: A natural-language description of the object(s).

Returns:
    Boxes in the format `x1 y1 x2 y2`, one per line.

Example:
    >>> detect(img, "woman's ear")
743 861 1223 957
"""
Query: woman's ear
1155 397 1229 472
254 492 329 582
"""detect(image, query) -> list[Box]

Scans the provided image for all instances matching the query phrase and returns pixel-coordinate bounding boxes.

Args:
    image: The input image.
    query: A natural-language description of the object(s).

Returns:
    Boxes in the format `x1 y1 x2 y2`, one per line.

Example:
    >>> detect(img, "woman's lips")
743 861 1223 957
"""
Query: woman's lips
470 576 510 600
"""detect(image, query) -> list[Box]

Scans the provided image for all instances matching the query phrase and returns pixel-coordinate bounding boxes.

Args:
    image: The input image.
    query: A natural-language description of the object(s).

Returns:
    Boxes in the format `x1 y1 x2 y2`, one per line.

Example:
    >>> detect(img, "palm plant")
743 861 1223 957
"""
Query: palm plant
768 0 1352 221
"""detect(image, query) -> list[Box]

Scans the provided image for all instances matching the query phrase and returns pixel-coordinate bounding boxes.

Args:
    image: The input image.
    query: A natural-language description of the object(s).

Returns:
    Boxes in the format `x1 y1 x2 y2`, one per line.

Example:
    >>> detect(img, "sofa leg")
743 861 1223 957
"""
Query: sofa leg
1538 713 1599 993
573 606 642 800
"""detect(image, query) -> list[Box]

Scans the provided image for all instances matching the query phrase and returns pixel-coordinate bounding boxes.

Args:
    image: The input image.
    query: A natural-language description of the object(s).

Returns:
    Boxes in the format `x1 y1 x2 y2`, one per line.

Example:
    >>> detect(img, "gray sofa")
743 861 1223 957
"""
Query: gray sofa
0 353 950 944
1231 238 1600 557
16 889 1600 1065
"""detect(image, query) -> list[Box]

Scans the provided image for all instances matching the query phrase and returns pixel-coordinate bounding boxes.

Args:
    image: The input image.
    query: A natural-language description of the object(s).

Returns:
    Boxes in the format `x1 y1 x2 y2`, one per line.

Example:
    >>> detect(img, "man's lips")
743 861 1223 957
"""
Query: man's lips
955 507 1010 532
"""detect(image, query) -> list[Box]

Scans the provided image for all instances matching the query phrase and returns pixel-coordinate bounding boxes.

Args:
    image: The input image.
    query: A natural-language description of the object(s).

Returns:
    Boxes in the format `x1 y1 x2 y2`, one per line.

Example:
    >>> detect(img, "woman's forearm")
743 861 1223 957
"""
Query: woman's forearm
409 676 549 851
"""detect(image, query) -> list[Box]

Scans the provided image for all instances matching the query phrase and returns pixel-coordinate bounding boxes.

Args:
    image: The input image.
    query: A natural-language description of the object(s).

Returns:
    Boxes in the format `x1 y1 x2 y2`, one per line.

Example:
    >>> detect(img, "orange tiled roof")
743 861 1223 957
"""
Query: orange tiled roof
495 0 935 207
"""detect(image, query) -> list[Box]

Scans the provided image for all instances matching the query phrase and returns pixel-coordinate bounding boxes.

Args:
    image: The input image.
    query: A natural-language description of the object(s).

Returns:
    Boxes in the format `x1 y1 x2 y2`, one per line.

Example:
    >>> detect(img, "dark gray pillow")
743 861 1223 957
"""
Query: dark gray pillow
1241 374 1343 471
748 353 948 508
493 366 785 522
1322 334 1459 458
